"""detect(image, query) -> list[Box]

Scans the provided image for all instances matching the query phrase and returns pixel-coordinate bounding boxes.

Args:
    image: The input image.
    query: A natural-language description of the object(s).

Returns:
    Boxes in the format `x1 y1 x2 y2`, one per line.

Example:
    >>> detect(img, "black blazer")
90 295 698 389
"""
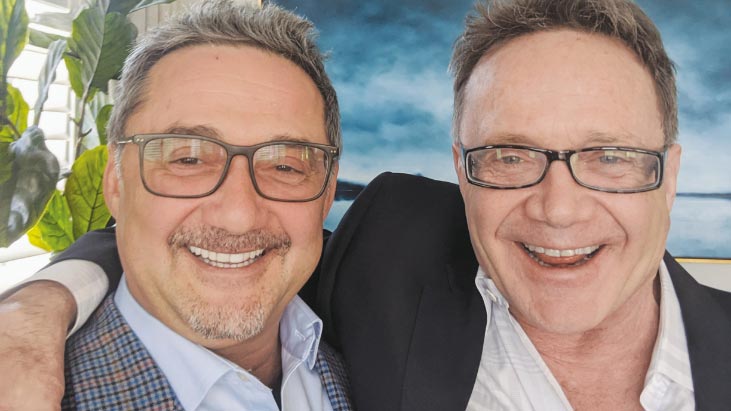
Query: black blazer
57 172 731 411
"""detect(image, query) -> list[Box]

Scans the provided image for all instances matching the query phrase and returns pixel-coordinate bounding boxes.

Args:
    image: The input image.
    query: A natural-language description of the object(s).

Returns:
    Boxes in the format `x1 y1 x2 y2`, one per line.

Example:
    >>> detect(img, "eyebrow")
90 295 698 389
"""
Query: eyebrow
163 124 222 139
583 131 644 146
161 125 316 143
485 133 542 146
483 131 644 148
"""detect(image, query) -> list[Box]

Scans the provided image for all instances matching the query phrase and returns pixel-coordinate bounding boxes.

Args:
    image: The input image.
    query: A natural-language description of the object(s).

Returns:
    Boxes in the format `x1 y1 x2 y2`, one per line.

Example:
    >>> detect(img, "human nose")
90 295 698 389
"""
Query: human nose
524 160 593 228
201 155 266 233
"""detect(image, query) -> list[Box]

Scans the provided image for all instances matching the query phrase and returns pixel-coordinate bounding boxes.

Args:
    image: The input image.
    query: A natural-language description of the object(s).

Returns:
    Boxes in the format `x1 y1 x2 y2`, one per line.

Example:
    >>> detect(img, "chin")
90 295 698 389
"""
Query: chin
181 295 269 342
520 294 610 335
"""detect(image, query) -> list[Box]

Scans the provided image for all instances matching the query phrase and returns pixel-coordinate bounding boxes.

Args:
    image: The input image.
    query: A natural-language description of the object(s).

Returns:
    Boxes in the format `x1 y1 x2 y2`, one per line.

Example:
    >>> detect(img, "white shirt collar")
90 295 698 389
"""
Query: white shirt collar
471 260 694 410
114 274 324 411
644 260 694 390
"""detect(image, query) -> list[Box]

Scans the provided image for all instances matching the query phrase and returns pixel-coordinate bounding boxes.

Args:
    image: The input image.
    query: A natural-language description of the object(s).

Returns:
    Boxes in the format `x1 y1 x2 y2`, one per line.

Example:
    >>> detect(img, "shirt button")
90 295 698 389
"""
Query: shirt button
238 374 248 382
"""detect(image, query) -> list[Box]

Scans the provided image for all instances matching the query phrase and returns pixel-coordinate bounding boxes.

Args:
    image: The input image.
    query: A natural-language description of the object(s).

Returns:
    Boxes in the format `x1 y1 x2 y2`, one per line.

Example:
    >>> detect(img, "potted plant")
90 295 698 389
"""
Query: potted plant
0 0 175 252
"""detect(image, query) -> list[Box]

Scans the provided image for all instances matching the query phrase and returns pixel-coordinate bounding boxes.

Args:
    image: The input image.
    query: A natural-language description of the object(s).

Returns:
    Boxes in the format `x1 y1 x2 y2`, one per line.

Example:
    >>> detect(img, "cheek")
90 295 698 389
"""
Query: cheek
609 193 670 270
279 203 326 259
465 189 519 240
463 189 505 259
619 194 670 239
276 208 325 294
116 184 196 259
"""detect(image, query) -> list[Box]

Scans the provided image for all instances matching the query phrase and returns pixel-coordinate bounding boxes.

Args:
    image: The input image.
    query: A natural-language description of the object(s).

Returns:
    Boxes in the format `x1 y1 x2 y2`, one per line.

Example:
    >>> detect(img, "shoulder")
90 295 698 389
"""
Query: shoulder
347 172 463 222
665 253 731 316
65 295 131 365
63 296 183 410
699 282 731 317
323 172 469 274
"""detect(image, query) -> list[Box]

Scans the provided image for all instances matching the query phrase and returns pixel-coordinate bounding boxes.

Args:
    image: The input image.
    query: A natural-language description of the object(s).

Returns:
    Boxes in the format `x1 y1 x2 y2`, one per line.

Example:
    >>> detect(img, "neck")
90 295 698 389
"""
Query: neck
214 330 283 387
521 277 661 410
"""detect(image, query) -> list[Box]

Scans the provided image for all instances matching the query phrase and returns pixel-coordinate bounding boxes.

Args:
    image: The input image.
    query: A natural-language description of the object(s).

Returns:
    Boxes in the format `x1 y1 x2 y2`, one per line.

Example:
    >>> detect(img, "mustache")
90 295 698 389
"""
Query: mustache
168 226 291 254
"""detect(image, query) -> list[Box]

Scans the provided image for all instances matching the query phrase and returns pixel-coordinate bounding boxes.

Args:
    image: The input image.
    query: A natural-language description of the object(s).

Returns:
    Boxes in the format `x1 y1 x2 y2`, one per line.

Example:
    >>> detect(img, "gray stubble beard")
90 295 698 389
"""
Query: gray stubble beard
167 225 292 341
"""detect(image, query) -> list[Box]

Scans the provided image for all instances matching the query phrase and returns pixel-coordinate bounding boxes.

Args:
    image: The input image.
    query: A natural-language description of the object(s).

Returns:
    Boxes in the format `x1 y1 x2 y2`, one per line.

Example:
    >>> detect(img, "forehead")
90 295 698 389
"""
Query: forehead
126 44 327 144
460 29 664 149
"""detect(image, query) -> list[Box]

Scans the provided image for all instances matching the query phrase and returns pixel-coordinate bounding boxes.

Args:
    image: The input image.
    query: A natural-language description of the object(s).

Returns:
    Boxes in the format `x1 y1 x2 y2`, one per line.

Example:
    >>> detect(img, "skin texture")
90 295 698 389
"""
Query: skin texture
104 44 336 385
0 281 75 411
452 30 681 409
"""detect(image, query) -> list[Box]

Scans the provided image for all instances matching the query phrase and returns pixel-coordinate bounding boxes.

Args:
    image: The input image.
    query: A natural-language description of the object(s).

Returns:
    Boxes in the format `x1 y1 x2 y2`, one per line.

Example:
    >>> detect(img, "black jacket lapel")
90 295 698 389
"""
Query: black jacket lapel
666 252 731 409
401 243 484 411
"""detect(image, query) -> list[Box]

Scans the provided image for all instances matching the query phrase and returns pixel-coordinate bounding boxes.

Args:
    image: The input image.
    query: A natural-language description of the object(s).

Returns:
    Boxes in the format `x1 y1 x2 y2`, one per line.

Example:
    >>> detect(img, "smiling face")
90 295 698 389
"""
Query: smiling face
453 30 681 335
104 44 336 348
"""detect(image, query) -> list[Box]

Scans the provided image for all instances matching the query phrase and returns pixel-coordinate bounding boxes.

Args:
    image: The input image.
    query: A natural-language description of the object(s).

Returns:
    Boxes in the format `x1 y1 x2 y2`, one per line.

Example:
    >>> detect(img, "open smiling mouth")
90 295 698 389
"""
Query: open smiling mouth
188 246 265 268
521 243 603 268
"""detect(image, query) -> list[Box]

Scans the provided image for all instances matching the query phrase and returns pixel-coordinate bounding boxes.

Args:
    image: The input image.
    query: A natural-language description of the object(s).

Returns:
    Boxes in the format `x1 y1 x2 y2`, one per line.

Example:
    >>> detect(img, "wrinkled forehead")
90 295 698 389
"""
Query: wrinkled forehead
127 44 328 146
461 30 664 150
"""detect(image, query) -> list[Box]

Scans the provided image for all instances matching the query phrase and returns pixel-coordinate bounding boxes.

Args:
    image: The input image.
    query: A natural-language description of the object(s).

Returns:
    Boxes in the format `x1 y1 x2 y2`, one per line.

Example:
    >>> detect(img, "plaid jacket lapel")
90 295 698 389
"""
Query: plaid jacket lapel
315 341 354 411
62 295 185 411
64 295 353 410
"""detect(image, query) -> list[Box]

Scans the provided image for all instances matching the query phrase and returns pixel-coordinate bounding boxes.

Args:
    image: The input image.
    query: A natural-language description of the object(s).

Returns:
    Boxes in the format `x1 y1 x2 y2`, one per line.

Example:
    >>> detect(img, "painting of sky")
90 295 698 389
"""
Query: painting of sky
276 0 731 257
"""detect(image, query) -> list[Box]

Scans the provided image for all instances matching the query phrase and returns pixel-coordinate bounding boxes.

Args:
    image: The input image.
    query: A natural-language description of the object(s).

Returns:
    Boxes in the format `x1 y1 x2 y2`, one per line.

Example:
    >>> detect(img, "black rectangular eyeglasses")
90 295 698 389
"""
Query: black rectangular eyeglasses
460 144 666 193
117 134 339 202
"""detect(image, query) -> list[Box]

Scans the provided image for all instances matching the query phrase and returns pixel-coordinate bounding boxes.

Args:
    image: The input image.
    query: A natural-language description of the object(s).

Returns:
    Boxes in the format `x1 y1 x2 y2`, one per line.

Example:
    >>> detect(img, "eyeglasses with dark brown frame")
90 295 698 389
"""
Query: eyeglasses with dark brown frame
117 134 339 202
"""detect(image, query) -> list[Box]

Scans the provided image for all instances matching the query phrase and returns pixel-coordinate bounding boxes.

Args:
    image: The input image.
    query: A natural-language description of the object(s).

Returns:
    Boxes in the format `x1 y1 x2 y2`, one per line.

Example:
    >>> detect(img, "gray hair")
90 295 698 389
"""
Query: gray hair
450 0 677 146
109 0 340 167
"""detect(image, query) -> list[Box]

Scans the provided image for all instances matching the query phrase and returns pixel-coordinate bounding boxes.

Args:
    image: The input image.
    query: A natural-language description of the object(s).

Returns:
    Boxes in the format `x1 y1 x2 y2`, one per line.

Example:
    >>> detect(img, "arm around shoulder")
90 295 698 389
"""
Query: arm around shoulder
0 228 121 410
0 281 76 410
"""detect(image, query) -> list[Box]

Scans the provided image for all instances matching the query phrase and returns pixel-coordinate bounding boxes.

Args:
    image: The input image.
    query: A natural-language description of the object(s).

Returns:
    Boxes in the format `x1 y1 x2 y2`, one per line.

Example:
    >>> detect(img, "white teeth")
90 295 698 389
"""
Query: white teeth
188 246 265 268
524 243 600 256
545 248 561 257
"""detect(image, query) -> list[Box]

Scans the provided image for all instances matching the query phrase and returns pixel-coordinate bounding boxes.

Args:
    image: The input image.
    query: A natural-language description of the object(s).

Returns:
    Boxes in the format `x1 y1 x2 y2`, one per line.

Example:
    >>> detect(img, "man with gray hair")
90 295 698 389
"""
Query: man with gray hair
5 1 352 409
2 0 731 410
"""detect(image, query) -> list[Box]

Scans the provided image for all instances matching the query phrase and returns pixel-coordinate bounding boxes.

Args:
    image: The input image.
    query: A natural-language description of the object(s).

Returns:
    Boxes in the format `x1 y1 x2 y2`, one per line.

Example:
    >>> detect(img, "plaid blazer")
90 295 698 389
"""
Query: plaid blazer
62 295 353 411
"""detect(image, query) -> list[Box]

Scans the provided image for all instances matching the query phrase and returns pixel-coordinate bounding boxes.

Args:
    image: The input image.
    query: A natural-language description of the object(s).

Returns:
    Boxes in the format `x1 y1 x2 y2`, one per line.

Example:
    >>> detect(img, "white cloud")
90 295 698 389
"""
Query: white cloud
677 114 731 192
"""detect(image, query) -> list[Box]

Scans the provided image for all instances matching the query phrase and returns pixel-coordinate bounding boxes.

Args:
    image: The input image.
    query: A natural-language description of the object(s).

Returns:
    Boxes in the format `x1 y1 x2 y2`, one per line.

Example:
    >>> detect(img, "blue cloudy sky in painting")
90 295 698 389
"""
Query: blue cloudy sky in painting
275 0 731 257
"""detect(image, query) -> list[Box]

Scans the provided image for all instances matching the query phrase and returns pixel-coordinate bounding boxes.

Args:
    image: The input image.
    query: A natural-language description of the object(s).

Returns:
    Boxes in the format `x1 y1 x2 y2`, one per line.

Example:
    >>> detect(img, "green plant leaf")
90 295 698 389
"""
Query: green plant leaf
0 141 13 239
65 3 137 99
27 189 74 252
33 39 67 125
28 28 65 49
1 0 28 81
0 140 13 185
65 144 111 239
77 93 111 150
0 84 28 142
109 0 177 15
25 219 49 250
0 125 60 247
1 0 28 143
95 104 112 145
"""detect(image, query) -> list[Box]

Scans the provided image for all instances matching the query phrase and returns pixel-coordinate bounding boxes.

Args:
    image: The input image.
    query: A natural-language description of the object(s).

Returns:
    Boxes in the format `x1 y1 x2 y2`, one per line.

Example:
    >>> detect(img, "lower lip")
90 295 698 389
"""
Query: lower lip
197 256 259 269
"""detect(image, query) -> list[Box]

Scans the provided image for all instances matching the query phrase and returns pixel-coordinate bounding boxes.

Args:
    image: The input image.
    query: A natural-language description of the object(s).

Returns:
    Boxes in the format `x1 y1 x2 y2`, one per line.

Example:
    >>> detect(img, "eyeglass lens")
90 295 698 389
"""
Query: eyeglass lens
140 136 331 200
467 147 661 191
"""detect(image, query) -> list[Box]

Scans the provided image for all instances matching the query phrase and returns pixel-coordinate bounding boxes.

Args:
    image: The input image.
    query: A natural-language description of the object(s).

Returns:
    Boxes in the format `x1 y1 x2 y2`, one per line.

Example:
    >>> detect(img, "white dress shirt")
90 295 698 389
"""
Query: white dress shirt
113 274 333 411
466 261 695 411
26 260 109 335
